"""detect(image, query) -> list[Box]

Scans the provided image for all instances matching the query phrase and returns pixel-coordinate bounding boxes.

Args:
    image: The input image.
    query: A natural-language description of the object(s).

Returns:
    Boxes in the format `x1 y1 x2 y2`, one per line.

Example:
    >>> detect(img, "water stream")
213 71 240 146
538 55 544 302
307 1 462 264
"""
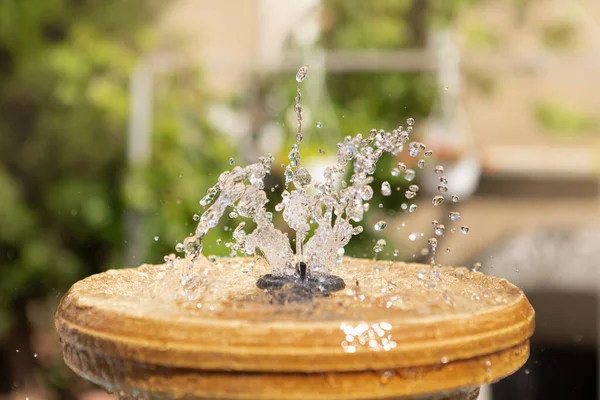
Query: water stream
168 65 469 298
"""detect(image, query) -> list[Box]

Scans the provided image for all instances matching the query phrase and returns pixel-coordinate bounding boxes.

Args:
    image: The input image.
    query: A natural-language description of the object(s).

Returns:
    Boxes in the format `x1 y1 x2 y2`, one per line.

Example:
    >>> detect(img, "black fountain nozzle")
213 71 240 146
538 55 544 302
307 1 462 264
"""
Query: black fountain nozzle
296 262 307 281
256 262 345 295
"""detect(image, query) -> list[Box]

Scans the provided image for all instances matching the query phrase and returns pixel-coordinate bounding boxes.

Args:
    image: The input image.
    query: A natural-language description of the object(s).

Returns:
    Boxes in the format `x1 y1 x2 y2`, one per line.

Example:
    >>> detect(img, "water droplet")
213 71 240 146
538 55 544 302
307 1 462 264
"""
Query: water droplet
451 195 459 202
460 226 469 234
428 237 438 248
405 190 417 199
441 356 449 364
432 195 444 206
439 176 448 184
409 184 419 192
293 167 312 188
434 165 444 175
316 122 323 128
401 203 408 210
449 211 461 221
409 204 418 212
296 64 309 83
391 168 400 176
228 157 235 166
373 239 387 253
193 214 200 221
374 221 387 231
175 243 185 253
424 150 433 157
397 162 407 171
417 159 425 168
404 169 416 181
406 117 415 126
408 232 419 241
434 224 446 236
154 236 159 241
393 250 399 257
524 369 530 375
229 211 238 218
381 181 392 196
472 262 482 272
438 185 448 193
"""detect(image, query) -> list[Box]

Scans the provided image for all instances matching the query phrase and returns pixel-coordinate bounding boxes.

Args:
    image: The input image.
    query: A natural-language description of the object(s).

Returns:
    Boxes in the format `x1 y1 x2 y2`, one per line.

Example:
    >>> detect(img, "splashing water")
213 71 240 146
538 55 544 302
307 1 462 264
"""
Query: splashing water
169 64 471 297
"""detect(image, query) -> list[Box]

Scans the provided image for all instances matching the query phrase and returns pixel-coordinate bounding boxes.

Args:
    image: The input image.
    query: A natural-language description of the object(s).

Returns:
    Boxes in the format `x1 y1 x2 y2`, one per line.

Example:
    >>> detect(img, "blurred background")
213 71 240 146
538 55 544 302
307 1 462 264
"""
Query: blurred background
0 0 599 399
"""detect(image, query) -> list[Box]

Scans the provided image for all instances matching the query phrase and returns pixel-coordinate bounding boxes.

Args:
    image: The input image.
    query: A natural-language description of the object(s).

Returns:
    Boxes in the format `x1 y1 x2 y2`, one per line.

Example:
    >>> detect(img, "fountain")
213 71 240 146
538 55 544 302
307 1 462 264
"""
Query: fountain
55 66 534 400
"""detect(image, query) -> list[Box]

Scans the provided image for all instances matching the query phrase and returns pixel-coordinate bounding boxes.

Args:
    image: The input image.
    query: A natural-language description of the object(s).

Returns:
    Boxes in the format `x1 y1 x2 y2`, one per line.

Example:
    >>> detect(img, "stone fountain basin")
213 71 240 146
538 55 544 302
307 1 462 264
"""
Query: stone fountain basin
55 257 534 400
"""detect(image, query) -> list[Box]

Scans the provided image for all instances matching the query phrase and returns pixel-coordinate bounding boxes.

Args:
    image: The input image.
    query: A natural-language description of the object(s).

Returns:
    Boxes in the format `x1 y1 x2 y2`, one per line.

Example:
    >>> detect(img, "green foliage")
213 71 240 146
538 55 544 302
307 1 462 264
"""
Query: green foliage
0 0 170 331
534 101 599 136
540 20 578 50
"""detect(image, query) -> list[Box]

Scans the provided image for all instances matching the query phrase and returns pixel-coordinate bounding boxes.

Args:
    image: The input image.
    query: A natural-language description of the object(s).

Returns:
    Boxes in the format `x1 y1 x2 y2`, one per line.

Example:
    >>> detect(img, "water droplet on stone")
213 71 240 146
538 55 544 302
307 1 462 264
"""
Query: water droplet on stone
404 169 416 181
393 250 399 257
434 165 444 175
154 236 159 241
409 184 419 192
432 195 444 206
417 159 425 168
428 237 438 248
381 181 392 196
441 357 449 364
424 150 433 157
451 195 459 202
316 121 323 128
229 157 235 166
434 224 446 236
406 117 415 126
408 232 418 241
438 185 448 193
175 243 185 253
229 211 238 218
472 262 482 272
391 168 400 176
460 226 469 234
409 204 418 212
401 203 408 210
439 176 448 184
374 221 387 231
524 369 530 375
397 162 407 171
373 239 387 253
405 190 416 199
193 214 200 221
216 239 222 245
449 211 461 221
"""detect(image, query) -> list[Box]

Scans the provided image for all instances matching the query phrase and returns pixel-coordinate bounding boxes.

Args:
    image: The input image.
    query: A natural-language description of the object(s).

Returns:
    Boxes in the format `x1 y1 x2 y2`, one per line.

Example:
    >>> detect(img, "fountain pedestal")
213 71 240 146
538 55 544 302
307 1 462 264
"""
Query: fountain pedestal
55 257 534 400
